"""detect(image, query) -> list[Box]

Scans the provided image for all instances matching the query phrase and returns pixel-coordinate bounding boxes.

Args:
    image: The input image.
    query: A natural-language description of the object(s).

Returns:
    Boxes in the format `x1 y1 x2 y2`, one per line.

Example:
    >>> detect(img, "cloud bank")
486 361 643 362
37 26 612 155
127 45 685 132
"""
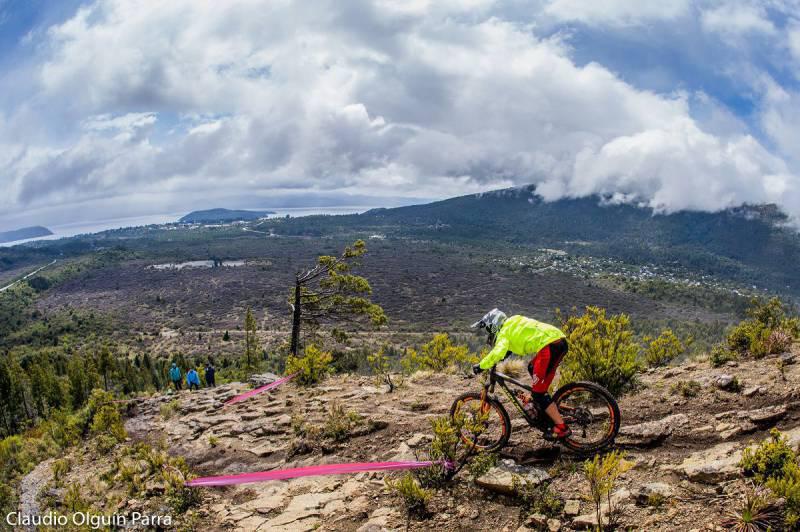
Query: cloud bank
1 0 800 228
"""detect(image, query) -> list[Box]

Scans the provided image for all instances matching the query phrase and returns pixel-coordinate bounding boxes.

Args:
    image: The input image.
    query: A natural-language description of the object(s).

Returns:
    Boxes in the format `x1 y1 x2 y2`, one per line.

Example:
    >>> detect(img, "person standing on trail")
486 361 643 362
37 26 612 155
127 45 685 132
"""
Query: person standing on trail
186 368 201 391
169 362 182 390
205 361 216 387
472 309 571 440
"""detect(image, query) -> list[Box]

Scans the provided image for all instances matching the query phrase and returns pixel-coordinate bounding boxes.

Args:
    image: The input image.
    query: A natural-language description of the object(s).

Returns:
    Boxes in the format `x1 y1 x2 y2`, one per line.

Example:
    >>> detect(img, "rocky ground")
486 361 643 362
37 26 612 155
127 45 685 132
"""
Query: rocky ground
28 345 800 531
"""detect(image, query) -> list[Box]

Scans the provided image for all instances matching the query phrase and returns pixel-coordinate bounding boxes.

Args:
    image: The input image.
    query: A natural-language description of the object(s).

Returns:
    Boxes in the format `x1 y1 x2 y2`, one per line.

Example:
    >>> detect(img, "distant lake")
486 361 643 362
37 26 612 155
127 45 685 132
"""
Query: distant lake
0 206 376 247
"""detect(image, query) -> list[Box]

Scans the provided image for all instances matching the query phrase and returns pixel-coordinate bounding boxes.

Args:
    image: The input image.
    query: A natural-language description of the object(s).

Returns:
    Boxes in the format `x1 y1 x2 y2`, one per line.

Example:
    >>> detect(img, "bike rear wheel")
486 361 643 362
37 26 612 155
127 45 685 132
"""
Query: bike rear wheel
449 392 511 452
553 381 620 454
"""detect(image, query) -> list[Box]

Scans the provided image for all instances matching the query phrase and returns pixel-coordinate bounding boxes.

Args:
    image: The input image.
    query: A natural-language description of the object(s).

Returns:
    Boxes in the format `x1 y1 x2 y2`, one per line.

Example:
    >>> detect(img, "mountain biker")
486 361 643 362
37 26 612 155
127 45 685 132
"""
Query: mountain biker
472 309 571 440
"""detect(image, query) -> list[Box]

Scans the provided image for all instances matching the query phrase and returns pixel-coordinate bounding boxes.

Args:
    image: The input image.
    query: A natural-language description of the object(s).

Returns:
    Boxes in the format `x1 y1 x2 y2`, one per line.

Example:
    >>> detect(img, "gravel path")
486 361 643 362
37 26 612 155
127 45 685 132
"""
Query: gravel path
18 459 53 530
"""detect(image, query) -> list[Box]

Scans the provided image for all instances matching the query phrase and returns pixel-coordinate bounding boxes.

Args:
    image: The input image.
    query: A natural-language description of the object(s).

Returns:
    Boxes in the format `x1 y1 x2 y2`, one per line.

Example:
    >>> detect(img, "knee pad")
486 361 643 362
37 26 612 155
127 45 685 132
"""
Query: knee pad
531 392 552 411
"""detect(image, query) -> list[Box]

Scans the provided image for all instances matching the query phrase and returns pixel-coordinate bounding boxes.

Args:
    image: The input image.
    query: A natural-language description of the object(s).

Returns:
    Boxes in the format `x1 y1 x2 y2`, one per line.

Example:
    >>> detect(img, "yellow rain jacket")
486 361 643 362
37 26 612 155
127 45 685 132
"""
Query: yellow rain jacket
478 315 565 370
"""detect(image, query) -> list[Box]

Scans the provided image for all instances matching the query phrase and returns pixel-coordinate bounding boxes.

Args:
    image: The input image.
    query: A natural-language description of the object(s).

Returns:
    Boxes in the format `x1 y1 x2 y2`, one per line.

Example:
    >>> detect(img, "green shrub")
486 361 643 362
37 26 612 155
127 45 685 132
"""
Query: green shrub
709 343 737 367
321 402 363 442
765 462 800 528
740 429 796 484
414 412 489 488
557 307 642 396
89 404 127 453
52 458 72 483
467 450 497 479
64 483 89 512
286 345 332 386
643 329 684 367
160 400 180 420
368 346 403 392
725 298 798 359
740 429 800 527
401 334 476 373
385 471 430 517
670 380 701 398
584 450 633 530
512 476 564 517
163 458 200 514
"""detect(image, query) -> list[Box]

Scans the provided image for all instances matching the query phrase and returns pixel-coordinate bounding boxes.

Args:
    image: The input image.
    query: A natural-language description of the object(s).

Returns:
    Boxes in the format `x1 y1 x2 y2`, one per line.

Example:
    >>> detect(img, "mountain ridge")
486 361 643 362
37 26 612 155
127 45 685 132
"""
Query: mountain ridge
179 208 275 224
0 226 53 244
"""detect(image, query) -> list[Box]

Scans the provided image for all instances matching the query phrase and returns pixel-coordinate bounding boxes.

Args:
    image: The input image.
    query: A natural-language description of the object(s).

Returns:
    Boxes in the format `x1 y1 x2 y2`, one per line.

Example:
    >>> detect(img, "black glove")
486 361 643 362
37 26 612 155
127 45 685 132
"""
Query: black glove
472 364 483 375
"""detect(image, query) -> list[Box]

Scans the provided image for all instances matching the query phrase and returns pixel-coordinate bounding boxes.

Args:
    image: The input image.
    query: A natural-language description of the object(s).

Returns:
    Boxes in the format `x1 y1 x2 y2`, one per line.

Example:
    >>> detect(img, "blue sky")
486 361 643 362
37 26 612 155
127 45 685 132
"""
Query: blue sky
1 0 800 229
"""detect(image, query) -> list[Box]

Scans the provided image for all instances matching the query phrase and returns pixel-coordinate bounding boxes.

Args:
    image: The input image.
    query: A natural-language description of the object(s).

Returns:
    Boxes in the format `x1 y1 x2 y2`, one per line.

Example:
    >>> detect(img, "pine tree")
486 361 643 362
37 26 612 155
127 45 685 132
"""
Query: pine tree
244 307 259 369
289 240 387 355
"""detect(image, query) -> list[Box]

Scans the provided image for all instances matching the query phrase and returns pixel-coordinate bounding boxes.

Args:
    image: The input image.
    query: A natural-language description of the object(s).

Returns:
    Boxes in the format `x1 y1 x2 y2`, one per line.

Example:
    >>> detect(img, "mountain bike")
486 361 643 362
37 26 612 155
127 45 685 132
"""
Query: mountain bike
450 362 621 454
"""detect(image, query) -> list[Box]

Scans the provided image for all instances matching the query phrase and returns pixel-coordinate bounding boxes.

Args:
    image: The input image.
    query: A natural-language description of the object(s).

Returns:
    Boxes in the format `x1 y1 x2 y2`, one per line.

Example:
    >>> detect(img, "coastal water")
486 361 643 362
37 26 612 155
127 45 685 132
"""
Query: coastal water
0 206 375 247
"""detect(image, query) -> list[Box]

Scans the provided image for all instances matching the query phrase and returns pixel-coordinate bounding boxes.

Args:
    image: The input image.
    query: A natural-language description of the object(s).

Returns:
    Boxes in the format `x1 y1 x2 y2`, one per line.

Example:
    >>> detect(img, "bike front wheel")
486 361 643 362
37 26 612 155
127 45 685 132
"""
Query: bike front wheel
449 392 511 452
553 381 621 454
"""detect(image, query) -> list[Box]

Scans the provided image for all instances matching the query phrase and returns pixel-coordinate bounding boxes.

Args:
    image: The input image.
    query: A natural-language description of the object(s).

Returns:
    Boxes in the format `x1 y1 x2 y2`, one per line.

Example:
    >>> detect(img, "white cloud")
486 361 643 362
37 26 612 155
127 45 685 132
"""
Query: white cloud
1 0 800 226
701 1 775 36
788 23 800 61
544 0 690 26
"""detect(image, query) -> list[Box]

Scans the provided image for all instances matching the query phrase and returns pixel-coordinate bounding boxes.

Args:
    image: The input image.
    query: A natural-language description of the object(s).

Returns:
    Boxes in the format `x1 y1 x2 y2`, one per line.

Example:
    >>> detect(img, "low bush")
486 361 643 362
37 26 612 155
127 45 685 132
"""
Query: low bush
670 380 701 398
740 428 800 527
584 450 633 530
367 346 403 392
724 297 798 360
414 412 488 488
160 400 180 420
512 476 564 517
643 329 684 368
322 402 364 442
286 345 332 386
557 307 641 396
385 471 430 518
52 458 72 484
401 334 476 373
740 429 796 484
709 343 737 367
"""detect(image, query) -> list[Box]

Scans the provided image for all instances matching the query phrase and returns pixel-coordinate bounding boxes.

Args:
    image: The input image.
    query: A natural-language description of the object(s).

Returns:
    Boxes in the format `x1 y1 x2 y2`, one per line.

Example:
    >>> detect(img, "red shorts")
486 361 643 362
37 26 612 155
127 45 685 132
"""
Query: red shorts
527 339 568 394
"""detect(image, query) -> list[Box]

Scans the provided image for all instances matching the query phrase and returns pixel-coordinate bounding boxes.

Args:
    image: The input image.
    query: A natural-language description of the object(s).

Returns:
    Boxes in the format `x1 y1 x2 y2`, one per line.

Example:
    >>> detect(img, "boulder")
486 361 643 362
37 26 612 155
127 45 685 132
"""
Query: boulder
390 442 416 461
746 405 787 425
563 499 581 517
357 507 401 532
618 414 688 446
247 441 285 457
250 373 281 387
742 386 761 397
677 442 743 483
406 433 432 447
635 482 675 505
475 459 549 496
571 513 598 530
713 374 737 391
528 513 548 528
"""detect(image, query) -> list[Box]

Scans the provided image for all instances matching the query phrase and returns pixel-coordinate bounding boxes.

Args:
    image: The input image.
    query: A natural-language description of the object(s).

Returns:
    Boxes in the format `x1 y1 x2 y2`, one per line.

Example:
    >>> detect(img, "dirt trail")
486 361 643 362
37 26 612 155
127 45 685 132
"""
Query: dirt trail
18 458 53 529
41 345 800 531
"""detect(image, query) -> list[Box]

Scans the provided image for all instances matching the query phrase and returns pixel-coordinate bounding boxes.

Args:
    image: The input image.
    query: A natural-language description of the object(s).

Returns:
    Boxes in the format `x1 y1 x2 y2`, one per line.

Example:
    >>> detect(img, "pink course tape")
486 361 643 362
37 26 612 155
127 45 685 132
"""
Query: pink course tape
186 460 438 487
224 373 297 406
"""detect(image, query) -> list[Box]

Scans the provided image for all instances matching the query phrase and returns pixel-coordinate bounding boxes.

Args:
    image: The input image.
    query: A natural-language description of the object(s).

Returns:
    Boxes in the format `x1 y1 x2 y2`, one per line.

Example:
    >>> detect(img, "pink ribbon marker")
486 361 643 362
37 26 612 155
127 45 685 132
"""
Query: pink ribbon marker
186 460 439 487
224 373 297 406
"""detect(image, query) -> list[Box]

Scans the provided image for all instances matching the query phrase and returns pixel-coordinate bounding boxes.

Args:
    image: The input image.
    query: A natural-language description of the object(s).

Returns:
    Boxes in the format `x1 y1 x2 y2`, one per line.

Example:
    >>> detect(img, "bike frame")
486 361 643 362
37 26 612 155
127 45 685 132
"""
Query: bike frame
481 366 550 432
